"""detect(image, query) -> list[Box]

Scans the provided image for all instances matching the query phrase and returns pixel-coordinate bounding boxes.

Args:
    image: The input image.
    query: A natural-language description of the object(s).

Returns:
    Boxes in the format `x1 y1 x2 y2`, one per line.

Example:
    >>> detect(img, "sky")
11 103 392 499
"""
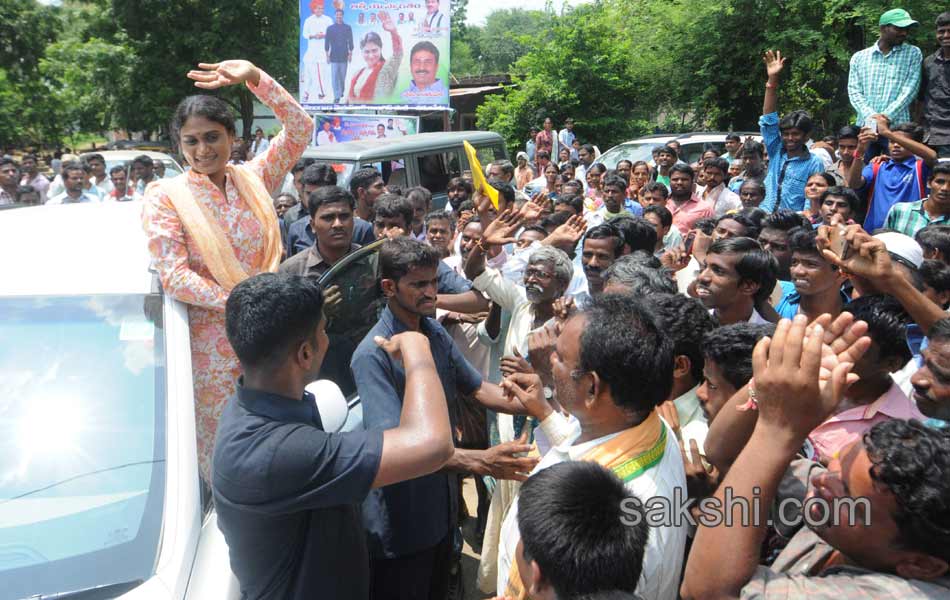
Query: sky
464 0 591 26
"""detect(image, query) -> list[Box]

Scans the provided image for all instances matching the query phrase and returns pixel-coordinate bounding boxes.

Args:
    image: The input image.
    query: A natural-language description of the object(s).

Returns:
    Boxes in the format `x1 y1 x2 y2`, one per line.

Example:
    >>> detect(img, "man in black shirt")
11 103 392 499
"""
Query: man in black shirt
212 272 454 600
921 12 950 158
325 8 354 104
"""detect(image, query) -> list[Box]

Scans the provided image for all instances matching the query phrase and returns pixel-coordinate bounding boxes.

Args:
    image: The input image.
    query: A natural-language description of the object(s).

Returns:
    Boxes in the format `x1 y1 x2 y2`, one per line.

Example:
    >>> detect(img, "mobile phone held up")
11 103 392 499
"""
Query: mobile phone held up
864 116 878 134
683 231 697 257
827 224 851 261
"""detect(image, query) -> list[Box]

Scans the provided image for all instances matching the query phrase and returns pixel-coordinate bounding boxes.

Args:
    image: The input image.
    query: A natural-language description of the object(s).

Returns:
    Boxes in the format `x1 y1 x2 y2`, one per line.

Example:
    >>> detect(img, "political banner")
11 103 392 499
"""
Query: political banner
299 0 451 111
312 113 420 146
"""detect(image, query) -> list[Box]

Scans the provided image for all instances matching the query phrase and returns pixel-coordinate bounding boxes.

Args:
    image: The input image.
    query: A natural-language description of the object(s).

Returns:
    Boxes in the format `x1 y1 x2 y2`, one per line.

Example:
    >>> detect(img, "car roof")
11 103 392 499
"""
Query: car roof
302 131 504 162
674 132 760 143
0 203 153 296
81 150 177 160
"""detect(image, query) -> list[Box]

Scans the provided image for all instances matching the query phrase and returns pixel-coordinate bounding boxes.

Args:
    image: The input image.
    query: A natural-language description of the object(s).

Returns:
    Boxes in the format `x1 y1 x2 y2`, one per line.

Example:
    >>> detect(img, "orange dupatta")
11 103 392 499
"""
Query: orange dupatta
503 411 666 599
153 164 282 292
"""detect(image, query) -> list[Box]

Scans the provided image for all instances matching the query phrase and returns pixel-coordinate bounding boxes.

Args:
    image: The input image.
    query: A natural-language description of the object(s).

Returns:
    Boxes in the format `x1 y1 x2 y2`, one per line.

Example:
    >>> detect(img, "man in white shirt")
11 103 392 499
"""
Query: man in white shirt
421 0 445 32
84 153 113 194
249 128 270 156
557 118 575 156
301 0 333 102
499 293 688 600
694 237 778 325
18 154 49 202
697 157 740 216
46 161 101 204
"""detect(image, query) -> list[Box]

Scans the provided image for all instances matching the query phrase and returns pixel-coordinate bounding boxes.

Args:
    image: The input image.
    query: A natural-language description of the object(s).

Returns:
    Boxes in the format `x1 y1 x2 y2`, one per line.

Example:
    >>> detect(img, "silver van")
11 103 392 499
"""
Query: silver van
302 131 508 209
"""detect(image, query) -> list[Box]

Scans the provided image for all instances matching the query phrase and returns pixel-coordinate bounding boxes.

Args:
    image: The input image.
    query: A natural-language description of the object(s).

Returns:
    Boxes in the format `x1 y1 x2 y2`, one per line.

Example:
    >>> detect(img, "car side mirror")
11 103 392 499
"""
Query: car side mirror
306 379 348 433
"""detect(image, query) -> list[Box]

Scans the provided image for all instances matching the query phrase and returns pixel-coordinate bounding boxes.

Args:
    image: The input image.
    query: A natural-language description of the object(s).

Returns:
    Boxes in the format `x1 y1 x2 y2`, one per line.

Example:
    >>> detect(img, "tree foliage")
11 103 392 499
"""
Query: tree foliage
478 0 950 155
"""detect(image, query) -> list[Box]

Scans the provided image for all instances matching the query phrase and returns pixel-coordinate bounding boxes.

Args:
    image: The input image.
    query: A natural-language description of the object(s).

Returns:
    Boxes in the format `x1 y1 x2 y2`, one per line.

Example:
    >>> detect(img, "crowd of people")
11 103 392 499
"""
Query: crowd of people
5 8 950 600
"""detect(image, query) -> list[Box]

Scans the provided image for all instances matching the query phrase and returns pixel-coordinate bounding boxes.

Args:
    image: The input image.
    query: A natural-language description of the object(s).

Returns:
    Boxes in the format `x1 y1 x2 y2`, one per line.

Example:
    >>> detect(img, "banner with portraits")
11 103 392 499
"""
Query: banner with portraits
299 0 451 110
311 113 420 146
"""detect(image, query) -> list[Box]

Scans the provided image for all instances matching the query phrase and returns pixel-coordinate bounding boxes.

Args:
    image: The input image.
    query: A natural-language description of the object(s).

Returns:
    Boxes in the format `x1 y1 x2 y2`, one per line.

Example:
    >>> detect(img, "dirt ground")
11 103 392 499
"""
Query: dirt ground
461 476 494 600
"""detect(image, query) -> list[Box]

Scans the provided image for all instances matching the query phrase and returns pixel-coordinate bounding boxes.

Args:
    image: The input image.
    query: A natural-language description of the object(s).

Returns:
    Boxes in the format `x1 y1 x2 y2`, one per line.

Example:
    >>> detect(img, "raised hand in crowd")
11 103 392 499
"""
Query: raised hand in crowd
499 348 534 378
541 213 586 251
479 207 524 247
526 322 559 388
469 430 539 482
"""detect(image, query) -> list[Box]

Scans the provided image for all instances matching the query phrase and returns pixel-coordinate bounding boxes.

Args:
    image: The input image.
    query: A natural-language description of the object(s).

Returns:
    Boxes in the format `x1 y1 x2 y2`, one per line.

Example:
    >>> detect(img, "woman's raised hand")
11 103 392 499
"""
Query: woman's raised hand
188 60 261 89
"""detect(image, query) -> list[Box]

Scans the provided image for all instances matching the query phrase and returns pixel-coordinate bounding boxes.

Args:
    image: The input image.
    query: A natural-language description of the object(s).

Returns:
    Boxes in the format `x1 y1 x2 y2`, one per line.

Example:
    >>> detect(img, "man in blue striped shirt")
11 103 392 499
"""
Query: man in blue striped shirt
758 50 826 213
848 9 922 130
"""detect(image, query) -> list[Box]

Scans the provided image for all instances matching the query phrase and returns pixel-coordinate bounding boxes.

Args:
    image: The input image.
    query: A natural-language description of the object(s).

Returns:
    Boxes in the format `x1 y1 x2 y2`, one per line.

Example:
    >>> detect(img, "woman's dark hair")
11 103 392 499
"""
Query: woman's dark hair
225 273 325 369
581 292 675 412
587 163 607 176
360 31 383 50
170 95 236 146
863 419 950 562
379 237 440 282
779 110 814 134
808 171 837 187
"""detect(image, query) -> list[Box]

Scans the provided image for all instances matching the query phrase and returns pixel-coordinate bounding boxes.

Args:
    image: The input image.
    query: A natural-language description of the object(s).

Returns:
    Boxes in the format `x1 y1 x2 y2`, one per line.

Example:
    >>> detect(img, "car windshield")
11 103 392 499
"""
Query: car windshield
596 141 668 169
0 294 166 599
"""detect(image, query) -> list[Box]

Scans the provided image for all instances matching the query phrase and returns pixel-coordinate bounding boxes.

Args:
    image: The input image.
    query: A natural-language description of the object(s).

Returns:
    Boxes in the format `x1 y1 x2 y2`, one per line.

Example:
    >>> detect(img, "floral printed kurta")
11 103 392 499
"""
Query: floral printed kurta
142 72 314 480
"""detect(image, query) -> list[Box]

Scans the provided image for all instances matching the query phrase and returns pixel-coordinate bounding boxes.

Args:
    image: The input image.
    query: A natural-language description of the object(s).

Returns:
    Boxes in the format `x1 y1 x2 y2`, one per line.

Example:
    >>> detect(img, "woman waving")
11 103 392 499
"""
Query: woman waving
142 60 314 481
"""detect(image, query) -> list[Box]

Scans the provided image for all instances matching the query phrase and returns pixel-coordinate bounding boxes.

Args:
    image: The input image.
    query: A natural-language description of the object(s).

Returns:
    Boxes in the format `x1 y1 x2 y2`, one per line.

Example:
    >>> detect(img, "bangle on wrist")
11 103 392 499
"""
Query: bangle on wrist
765 82 777 89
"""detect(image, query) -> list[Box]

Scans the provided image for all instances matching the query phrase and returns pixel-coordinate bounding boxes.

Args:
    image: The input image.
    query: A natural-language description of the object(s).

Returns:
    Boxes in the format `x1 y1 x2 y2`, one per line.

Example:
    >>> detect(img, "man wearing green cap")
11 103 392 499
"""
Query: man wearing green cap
848 9 922 132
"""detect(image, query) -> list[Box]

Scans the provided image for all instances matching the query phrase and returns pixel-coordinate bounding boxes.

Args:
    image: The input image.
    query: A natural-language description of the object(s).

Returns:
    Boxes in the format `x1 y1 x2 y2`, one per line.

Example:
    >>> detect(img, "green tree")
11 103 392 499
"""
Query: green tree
112 0 298 138
477 0 682 152
475 9 549 75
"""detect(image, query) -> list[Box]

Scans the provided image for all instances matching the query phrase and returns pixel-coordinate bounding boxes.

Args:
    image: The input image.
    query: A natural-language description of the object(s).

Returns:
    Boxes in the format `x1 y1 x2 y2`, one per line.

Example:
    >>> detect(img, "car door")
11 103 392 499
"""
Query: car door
316 239 386 399
412 147 464 210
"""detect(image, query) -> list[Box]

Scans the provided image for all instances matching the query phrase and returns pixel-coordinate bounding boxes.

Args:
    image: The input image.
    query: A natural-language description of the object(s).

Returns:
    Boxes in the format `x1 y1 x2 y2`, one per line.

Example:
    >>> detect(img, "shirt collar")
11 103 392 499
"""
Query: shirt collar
827 381 919 423
306 243 358 269
236 377 322 426
380 305 434 337
874 40 907 56
673 385 704 427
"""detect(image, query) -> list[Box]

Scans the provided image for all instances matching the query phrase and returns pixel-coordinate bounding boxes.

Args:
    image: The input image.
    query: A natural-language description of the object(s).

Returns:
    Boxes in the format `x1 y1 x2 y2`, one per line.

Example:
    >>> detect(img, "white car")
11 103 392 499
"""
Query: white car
0 203 238 599
81 150 186 179
595 131 763 170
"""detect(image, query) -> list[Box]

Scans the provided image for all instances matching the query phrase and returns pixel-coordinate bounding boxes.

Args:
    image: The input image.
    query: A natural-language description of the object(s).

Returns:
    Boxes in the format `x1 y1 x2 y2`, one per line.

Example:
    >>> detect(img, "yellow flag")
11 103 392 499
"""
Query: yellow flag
463 140 500 210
